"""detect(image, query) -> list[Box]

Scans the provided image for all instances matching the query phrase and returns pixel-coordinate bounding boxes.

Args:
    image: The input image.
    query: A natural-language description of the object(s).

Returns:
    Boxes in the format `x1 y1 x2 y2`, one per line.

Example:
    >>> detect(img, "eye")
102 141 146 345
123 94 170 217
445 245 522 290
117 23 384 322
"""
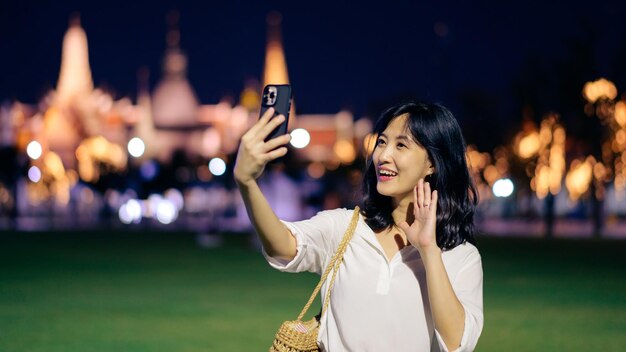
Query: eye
376 138 386 146
397 142 406 148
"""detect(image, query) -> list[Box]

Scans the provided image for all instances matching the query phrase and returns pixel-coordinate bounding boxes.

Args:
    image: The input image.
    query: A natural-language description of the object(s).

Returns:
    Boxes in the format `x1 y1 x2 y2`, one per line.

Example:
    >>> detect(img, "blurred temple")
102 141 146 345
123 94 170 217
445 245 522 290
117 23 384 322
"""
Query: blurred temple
0 13 371 231
0 13 625 238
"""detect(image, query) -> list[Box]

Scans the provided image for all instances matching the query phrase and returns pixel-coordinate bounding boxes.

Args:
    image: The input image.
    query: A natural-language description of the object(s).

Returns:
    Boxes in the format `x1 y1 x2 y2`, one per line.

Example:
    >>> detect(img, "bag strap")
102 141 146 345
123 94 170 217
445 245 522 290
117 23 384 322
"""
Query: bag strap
296 206 360 321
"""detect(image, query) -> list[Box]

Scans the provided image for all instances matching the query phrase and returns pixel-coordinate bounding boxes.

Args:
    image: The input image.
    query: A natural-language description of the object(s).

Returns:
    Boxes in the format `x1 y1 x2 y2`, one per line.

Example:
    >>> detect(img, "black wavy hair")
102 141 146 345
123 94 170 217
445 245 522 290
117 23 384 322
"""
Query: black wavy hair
361 102 478 250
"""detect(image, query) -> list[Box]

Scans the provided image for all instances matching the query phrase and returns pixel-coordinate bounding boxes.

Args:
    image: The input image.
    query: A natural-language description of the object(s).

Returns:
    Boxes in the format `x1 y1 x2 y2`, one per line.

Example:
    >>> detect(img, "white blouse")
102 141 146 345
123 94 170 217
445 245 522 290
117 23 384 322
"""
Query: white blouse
263 208 483 352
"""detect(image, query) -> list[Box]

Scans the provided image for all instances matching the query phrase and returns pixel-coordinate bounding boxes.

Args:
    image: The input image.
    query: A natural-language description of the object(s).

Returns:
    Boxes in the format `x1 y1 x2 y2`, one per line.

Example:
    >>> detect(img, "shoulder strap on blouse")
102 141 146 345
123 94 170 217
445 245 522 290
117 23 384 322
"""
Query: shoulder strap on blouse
296 206 360 321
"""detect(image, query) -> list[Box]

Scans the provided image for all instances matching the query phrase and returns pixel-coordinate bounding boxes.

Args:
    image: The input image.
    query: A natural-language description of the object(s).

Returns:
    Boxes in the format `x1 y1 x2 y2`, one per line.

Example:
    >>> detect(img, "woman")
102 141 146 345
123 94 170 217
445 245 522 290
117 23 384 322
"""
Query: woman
234 102 483 351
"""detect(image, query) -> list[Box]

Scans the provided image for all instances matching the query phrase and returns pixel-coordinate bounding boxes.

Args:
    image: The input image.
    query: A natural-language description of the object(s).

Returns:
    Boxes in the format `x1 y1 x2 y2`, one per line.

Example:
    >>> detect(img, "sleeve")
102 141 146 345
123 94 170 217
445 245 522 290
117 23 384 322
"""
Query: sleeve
434 250 484 352
262 209 343 275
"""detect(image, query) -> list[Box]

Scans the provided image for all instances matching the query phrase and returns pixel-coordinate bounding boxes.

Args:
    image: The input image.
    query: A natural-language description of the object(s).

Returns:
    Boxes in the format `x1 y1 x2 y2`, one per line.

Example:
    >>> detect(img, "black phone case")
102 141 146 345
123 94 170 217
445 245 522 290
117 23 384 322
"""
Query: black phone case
260 84 292 142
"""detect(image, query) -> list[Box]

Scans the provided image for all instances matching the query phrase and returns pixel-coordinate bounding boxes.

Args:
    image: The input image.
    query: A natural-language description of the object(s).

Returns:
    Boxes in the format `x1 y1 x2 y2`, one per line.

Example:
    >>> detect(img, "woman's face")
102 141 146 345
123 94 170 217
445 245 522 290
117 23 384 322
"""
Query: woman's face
372 114 433 204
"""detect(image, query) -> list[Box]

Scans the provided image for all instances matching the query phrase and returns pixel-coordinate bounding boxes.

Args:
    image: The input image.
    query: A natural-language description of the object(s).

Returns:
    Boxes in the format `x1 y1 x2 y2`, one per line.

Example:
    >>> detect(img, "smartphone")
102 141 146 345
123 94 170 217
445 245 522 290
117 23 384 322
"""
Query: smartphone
260 84 292 142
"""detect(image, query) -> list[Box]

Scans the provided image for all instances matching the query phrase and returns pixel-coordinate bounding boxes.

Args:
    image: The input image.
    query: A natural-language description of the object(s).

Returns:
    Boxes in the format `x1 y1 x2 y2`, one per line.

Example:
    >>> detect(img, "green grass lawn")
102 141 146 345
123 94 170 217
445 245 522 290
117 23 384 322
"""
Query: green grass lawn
0 231 625 351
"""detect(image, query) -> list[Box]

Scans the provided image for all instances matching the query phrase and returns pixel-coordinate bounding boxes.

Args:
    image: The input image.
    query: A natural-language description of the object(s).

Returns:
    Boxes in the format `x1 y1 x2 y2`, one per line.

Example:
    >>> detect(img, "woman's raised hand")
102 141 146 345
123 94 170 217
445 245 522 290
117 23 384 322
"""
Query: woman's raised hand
234 107 292 185
399 178 439 254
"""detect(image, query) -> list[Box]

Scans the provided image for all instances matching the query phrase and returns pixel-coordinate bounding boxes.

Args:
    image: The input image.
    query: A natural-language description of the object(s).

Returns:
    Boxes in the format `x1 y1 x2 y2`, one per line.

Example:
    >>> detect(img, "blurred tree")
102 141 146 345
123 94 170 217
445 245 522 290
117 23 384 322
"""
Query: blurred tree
508 20 614 237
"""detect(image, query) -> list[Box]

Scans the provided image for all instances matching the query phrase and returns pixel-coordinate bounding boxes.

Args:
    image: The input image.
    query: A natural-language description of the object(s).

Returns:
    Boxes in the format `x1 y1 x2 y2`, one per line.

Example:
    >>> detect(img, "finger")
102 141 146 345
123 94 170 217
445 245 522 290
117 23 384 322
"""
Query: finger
247 107 275 136
258 114 286 140
430 190 438 216
417 179 425 208
261 106 276 120
263 146 288 161
262 133 291 152
424 181 431 208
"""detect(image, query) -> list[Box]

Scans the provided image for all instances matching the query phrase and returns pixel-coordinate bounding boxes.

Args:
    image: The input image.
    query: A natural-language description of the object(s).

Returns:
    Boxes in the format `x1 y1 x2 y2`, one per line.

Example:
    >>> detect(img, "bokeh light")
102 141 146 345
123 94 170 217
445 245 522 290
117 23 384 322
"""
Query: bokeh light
565 157 594 201
363 133 377 156
147 194 163 217
290 128 310 149
27 166 42 183
492 178 514 198
165 188 184 211
26 141 42 160
583 78 617 103
334 140 356 164
124 199 142 223
516 132 540 159
156 200 178 224
127 137 145 158
118 204 133 224
140 160 159 180
209 158 226 176
615 101 626 128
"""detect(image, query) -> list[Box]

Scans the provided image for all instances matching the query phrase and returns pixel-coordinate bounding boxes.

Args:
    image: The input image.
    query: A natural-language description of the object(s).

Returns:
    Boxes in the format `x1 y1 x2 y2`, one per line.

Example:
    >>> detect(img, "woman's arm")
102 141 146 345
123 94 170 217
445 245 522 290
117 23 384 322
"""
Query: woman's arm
234 108 296 260
399 179 468 350
421 248 465 350
237 180 296 260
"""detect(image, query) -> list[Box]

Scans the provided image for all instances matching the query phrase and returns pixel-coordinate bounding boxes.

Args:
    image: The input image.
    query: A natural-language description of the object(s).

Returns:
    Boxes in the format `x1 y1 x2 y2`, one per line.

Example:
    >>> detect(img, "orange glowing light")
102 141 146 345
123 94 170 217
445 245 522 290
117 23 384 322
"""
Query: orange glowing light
525 115 566 198
466 146 490 170
615 101 626 128
240 87 261 111
593 162 607 181
44 152 66 180
334 140 356 164
76 136 127 182
495 150 509 174
583 78 618 103
516 132 540 159
565 158 594 201
363 133 377 157
615 130 626 147
263 12 289 87
483 165 499 185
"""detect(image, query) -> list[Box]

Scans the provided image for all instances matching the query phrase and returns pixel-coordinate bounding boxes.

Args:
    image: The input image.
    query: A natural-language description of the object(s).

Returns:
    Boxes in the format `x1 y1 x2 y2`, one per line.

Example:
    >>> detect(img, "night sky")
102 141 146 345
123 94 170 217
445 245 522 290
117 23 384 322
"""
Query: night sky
2 1 626 149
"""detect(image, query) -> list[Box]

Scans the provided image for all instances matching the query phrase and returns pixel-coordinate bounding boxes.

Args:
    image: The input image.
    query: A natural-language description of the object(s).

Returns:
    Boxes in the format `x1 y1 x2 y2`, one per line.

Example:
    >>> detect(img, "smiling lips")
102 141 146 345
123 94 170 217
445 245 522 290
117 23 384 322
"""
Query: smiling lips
377 167 398 181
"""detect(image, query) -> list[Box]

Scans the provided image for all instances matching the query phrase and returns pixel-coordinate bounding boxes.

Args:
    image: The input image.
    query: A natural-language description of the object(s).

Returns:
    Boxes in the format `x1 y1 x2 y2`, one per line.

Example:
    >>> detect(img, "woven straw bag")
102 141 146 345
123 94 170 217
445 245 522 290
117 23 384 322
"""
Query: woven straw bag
269 207 360 352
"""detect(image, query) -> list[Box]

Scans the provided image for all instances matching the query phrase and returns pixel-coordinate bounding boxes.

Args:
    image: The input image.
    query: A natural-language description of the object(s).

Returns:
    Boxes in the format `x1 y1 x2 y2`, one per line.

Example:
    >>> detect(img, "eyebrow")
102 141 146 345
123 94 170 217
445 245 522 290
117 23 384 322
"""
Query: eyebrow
379 133 411 141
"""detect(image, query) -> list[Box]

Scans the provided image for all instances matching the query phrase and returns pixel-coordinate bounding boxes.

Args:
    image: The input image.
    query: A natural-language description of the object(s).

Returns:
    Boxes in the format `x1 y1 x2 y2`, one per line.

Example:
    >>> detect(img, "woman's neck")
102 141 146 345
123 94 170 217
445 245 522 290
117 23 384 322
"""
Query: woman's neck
391 195 415 228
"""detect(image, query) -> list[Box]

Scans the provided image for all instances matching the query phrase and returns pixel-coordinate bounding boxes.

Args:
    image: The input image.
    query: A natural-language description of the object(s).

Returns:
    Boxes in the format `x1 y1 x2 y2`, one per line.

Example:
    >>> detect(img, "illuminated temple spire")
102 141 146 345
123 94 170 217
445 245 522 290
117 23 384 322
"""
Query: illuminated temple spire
263 11 295 126
55 14 94 105
263 12 289 87
151 10 199 128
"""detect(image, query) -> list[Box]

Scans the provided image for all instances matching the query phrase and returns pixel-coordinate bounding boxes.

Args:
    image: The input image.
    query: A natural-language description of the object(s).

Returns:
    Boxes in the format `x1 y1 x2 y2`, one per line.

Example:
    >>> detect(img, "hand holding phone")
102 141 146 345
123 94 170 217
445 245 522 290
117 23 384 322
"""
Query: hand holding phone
233 85 292 185
260 84 292 142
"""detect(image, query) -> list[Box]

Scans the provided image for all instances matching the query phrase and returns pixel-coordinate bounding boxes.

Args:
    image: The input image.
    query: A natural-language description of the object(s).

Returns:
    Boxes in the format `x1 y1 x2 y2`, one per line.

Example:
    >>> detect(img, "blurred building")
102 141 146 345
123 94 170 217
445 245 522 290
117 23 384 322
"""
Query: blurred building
0 12 370 228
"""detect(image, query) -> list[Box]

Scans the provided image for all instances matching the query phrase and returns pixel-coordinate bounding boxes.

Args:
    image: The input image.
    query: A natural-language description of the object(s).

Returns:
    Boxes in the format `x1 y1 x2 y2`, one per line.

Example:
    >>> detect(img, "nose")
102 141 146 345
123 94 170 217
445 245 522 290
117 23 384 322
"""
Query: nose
378 144 393 162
